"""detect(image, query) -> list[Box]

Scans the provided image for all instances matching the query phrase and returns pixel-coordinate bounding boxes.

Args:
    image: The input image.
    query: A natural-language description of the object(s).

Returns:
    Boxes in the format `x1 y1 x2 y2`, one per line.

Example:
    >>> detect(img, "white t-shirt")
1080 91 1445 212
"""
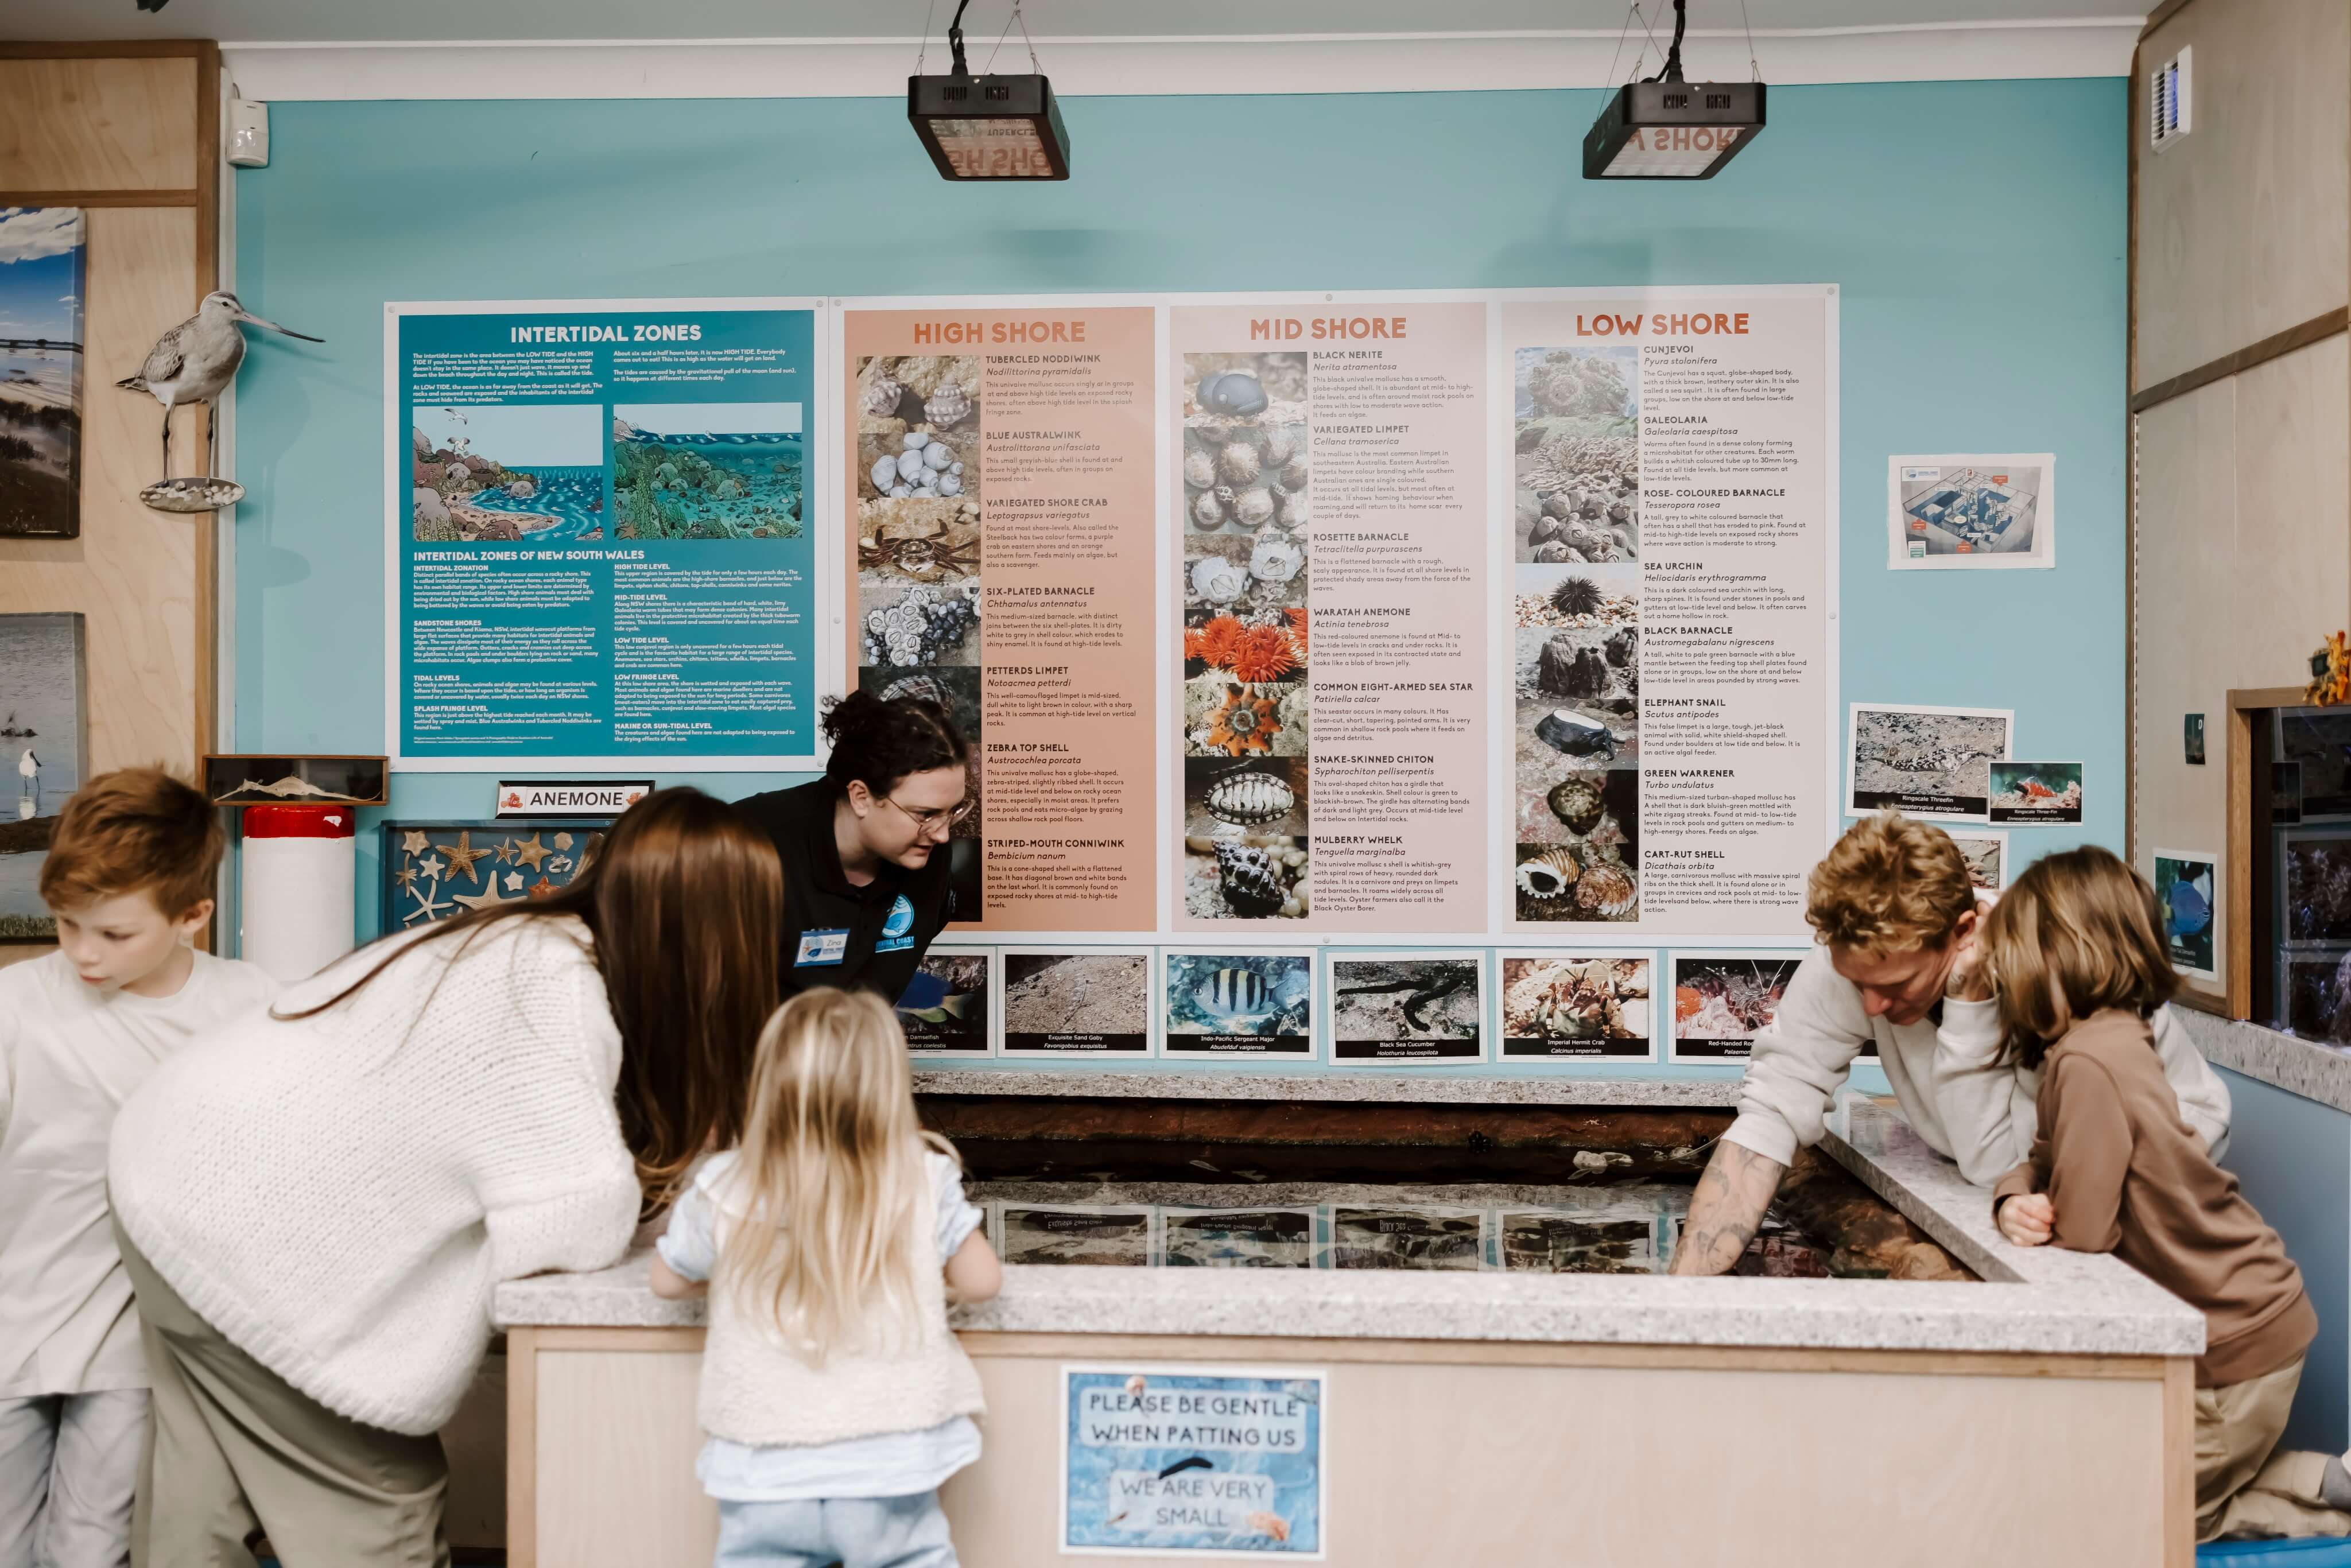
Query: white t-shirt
0 948 278 1395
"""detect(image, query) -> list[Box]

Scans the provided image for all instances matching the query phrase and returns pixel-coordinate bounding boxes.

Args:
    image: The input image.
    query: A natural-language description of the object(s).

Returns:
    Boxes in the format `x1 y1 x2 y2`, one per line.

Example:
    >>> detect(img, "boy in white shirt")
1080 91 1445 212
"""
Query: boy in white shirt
0 769 278 1568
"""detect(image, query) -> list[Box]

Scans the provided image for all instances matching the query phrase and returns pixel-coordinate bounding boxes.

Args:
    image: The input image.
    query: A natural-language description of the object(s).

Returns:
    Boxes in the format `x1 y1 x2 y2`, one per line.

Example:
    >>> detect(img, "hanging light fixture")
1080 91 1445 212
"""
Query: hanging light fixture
1583 0 1767 180
908 0 1070 181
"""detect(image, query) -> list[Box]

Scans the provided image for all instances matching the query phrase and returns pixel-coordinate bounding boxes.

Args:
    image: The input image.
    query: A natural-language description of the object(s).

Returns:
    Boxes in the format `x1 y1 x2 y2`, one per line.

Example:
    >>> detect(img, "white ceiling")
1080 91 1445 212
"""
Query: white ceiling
1 0 2146 44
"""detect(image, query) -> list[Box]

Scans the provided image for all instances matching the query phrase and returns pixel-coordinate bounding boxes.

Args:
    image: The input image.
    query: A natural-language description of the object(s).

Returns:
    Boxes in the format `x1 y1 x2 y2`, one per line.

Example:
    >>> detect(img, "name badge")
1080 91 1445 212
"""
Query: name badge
794 929 849 967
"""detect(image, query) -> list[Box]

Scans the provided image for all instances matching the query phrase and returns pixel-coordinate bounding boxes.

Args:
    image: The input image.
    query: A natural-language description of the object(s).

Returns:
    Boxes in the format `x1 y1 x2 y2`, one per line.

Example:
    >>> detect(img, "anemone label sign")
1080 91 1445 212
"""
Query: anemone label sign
1062 1365 1326 1557
492 779 651 817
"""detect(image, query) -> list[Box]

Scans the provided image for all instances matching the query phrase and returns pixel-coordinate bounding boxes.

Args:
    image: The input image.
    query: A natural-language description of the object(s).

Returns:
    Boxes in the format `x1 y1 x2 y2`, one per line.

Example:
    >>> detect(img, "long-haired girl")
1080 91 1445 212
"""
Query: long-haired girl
652 987 1000 1568
1985 846 2349 1542
108 786 783 1565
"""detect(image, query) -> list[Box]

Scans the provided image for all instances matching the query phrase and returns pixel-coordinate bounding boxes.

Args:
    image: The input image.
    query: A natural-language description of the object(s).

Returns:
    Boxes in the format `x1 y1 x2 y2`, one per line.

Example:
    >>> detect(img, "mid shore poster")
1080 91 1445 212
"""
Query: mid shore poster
385 299 824 769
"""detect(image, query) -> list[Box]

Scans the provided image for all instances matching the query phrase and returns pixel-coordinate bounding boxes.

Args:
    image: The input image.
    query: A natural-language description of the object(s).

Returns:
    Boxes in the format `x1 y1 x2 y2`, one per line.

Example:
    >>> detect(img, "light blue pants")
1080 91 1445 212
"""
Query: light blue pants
0 1390 148 1568
714 1491 959 1568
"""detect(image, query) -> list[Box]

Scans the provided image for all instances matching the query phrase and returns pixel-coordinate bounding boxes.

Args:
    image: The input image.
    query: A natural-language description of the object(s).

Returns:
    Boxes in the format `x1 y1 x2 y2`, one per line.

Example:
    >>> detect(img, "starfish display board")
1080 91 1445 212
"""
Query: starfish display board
383 820 612 935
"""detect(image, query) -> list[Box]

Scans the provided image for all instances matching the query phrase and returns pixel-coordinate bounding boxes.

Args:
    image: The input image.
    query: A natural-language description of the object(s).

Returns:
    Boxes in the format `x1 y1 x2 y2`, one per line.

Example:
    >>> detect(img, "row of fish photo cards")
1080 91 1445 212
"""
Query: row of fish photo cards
895 947 1817 1065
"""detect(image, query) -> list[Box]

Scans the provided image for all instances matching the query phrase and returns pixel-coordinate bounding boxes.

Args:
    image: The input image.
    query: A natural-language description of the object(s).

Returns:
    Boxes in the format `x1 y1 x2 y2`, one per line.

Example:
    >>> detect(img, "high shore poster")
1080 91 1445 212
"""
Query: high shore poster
384 299 824 769
841 300 1158 934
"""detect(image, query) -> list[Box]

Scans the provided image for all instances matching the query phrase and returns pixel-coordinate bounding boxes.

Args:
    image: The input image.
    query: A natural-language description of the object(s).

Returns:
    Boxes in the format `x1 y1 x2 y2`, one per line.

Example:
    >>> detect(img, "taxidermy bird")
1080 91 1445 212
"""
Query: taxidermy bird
118 290 320 508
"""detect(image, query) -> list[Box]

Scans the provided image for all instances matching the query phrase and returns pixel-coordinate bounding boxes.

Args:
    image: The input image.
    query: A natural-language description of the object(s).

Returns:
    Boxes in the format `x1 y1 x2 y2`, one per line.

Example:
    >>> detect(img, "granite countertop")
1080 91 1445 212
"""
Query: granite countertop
2172 1004 2351 1116
910 1069 1744 1107
495 1087 2202 1359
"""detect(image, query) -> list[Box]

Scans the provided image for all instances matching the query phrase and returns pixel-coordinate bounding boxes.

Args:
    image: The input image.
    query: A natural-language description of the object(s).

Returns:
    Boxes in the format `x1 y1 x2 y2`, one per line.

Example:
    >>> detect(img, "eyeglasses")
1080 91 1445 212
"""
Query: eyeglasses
880 792 977 833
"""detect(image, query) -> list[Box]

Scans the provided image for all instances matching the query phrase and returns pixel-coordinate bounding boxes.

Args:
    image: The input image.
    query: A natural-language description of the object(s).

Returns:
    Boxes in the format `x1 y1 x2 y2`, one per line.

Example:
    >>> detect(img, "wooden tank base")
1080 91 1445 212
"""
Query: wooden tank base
505 1325 2191 1568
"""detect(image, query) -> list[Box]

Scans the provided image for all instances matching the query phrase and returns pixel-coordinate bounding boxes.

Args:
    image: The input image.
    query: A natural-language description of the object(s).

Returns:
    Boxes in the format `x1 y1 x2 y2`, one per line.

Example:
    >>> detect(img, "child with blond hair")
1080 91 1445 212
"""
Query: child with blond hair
1987 845 2351 1541
651 987 1000 1568
0 769 277 1567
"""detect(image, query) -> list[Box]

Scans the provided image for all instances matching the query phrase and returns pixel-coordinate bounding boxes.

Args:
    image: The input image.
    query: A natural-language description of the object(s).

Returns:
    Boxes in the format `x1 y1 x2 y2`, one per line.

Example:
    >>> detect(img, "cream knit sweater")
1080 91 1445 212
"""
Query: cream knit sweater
109 915 642 1436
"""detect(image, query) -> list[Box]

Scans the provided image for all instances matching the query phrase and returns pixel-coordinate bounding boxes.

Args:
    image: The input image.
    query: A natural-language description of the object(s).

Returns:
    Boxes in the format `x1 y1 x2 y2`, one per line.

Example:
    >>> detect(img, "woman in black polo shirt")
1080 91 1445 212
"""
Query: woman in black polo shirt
735 690 972 1001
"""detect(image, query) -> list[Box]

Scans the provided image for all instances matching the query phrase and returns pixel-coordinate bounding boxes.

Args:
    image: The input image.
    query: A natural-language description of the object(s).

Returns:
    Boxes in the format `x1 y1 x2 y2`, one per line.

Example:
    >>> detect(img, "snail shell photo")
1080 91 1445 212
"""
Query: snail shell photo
1192 489 1228 529
1576 862 1638 917
1184 449 1217 490
1205 770 1295 826
1217 442 1263 485
1196 370 1270 418
1546 777 1607 835
1231 487 1278 529
1190 554 1247 603
1515 847 1580 900
861 371 907 418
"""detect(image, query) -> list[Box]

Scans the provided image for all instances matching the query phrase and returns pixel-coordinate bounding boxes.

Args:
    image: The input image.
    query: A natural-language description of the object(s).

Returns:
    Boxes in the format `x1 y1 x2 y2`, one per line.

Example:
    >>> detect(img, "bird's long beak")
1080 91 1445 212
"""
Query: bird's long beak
233 306 323 343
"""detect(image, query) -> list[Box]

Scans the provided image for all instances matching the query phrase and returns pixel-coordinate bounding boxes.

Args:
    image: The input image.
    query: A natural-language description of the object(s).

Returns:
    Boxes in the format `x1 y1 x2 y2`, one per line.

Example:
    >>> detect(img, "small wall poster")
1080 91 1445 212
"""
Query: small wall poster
1988 761 2083 825
1062 1365 1325 1557
1846 702 2012 822
1948 832 2008 890
2152 849 2219 983
1886 454 2054 569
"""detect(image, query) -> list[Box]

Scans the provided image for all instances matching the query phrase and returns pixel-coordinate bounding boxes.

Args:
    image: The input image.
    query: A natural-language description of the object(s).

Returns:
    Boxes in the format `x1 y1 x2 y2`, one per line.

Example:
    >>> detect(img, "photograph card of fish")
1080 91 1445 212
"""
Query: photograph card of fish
1514 345 1639 566
2282 832 2351 946
204 755 388 807
1846 702 2012 822
1327 953 1486 1065
1325 1206 1489 1271
1886 455 2054 570
412 403 607 545
1498 1200 1667 1275
377 819 604 937
1947 833 2009 891
0 208 86 540
0 612 88 940
1498 955 1654 1059
2275 762 2305 827
992 1204 1155 1267
898 948 994 1055
1159 1207 1317 1270
1162 950 1314 1057
2276 710 2351 820
2152 851 2218 983
1987 760 2083 825
1668 952 1803 1062
2185 713 2206 766
998 949 1150 1057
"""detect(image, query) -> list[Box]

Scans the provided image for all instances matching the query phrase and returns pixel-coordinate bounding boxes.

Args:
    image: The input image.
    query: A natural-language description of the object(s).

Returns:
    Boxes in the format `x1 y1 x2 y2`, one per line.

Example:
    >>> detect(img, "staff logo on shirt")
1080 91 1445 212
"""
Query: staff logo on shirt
875 894 918 953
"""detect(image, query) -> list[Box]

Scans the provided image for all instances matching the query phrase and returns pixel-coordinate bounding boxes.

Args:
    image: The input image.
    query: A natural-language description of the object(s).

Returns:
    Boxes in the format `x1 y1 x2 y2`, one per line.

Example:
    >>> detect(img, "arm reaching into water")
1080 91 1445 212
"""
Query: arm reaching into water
1668 1140 1786 1276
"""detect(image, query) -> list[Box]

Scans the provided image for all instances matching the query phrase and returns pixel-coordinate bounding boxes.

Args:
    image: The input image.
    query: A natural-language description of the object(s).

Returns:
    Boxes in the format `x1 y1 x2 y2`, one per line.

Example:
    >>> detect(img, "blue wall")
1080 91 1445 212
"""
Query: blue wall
230 80 2125 1074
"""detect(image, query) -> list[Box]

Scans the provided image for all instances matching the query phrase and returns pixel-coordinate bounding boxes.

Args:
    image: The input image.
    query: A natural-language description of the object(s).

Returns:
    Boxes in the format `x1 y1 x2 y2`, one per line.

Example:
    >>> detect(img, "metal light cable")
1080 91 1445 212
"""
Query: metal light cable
1738 0 1760 80
917 0 938 73
1602 0 1640 88
984 0 1040 75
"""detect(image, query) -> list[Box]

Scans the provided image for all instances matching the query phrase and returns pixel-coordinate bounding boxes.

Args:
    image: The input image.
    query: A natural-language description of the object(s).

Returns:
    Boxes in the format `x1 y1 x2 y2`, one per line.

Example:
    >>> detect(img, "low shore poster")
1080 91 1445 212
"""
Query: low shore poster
385 298 825 769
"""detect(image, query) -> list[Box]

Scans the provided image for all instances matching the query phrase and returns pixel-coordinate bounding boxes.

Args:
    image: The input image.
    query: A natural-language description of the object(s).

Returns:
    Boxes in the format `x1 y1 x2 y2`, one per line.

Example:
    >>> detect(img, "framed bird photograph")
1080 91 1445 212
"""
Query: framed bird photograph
378 818 606 937
0 208 86 540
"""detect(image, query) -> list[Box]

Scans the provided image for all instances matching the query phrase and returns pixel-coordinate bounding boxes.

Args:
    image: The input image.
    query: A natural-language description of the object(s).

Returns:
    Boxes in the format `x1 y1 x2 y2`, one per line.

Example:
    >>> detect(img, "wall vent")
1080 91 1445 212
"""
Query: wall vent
2150 46 2191 153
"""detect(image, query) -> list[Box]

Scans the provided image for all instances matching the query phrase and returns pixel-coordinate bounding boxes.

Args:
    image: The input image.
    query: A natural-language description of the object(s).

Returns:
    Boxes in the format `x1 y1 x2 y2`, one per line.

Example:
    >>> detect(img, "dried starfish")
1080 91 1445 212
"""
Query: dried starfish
402 829 431 856
512 832 552 872
417 854 446 881
435 830 494 885
451 881 520 913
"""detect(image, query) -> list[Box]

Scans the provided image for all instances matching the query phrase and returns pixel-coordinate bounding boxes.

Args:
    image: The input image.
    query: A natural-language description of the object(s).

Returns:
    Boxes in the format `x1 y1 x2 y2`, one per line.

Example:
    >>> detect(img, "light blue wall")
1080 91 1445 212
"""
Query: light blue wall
2220 1065 2351 1451
229 79 2125 1078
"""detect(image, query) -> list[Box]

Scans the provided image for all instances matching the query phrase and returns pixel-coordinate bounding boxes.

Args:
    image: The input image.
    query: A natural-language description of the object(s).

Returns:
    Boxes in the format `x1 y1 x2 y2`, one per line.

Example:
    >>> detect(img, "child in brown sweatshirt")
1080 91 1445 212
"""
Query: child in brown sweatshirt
1985 846 2351 1542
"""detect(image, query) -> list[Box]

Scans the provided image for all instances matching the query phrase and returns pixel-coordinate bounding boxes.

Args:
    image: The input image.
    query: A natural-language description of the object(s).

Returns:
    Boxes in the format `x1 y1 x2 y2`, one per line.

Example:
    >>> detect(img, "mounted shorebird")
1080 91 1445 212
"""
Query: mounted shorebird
117 290 321 511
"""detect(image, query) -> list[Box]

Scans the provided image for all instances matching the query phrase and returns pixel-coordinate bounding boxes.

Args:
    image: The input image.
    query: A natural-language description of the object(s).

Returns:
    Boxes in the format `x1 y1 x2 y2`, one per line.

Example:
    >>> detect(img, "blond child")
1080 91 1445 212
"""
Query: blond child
651 987 1001 1568
0 769 277 1567
1986 845 2351 1542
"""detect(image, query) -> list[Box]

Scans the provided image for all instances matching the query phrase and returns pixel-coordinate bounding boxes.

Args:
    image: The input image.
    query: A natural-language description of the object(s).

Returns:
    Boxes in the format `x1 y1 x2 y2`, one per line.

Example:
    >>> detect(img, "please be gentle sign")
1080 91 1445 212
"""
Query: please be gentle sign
1063 1369 1326 1557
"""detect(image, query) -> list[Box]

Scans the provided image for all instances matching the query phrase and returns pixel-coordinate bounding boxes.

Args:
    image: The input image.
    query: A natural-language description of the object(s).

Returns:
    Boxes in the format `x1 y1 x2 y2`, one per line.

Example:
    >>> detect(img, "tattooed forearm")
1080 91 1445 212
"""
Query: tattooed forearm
1668 1141 1786 1276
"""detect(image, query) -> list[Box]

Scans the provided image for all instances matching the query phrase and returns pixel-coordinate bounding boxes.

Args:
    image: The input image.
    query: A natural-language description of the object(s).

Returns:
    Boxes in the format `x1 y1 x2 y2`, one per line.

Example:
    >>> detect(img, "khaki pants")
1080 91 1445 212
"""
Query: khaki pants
115 1223 451 1568
2197 1354 2351 1542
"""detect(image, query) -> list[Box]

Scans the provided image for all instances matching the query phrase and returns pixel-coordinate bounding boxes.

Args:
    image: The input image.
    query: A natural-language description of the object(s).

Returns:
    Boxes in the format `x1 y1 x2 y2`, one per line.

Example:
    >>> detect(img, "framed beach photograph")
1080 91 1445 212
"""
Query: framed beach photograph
0 208 85 540
1846 702 2012 822
998 947 1153 1058
0 612 88 940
